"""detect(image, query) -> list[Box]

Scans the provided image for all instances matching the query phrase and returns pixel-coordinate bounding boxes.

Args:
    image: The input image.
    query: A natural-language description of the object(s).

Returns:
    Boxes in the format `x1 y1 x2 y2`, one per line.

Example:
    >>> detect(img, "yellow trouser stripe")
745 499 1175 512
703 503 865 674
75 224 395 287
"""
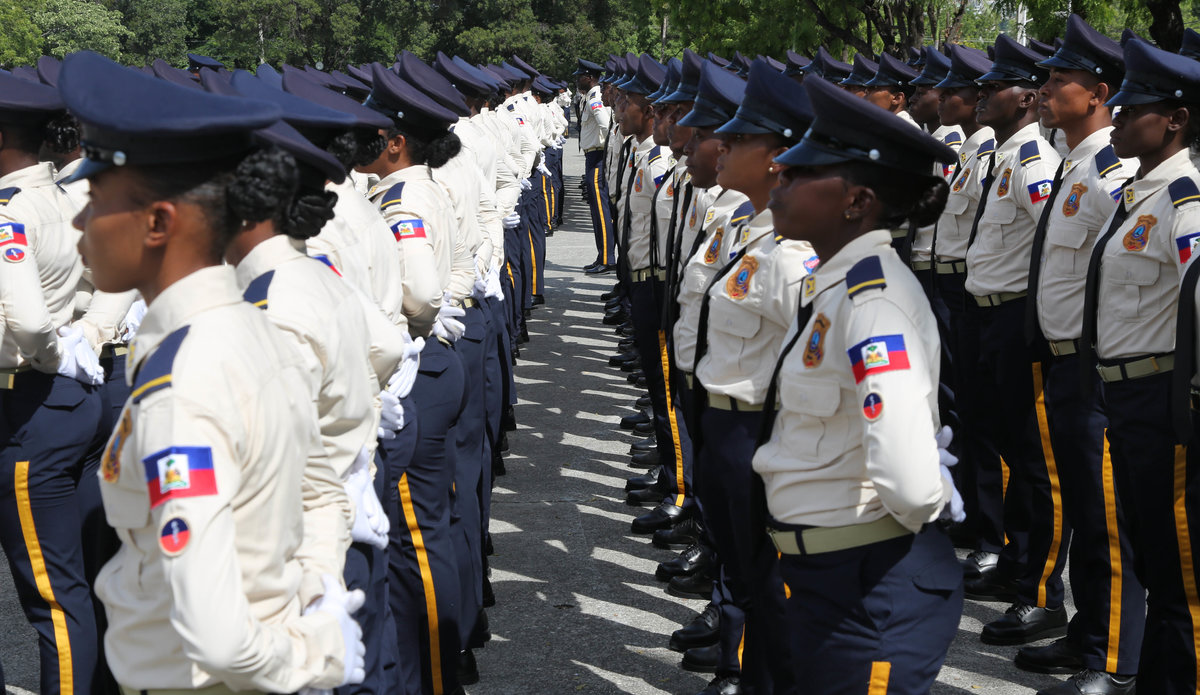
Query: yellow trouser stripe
1100 432 1123 673
1001 457 1010 546
1172 445 1200 692
778 551 791 598
657 330 686 506
736 626 745 667
16 460 73 693
1032 363 1063 607
528 229 538 294
397 473 443 695
541 175 551 231
868 661 891 695
506 261 514 286
594 168 609 265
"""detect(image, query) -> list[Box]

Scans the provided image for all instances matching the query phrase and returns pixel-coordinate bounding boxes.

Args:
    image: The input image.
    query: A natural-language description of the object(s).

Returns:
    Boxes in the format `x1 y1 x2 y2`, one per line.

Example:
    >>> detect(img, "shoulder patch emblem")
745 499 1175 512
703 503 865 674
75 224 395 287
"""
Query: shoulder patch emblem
102 406 132 483
704 208 715 225
726 255 758 300
704 228 724 264
802 313 830 368
391 219 427 241
996 168 1012 197
143 446 218 508
0 222 28 247
1177 232 1200 264
159 517 191 556
1062 183 1086 217
862 393 884 421
1122 214 1155 252
802 274 816 300
848 334 911 383
634 170 643 193
952 167 971 192
3 247 25 263
1028 179 1053 204
690 204 699 228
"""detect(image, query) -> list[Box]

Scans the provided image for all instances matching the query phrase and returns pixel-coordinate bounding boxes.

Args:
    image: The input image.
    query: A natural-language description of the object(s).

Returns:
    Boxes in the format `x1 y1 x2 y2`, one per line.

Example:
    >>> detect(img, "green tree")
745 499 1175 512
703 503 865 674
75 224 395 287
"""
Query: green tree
0 0 43 66
110 0 192 65
34 0 130 60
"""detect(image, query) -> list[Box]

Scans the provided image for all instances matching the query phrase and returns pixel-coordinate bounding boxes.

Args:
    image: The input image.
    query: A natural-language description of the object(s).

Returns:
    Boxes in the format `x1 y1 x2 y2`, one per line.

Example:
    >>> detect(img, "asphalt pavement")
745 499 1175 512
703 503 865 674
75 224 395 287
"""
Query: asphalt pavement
0 140 1071 694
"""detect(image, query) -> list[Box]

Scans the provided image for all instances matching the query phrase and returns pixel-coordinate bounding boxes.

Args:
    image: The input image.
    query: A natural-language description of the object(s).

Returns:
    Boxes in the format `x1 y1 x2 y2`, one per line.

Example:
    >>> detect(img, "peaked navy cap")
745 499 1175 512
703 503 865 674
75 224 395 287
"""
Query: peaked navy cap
661 49 703 103
152 59 202 90
910 46 952 86
649 58 681 102
803 46 852 82
0 67 63 124
11 67 38 84
347 64 374 86
1183 28 1200 60
60 50 280 182
717 58 812 139
329 70 370 97
622 54 666 96
36 56 61 88
935 45 992 89
574 58 604 76
784 50 811 76
231 70 356 130
281 69 391 128
510 55 541 78
777 73 954 174
676 61 746 128
1108 38 1200 106
840 53 879 87
255 63 283 90
187 53 224 71
865 52 920 87
365 63 458 137
395 51 470 117
1039 14 1124 82
978 34 1049 84
434 53 495 98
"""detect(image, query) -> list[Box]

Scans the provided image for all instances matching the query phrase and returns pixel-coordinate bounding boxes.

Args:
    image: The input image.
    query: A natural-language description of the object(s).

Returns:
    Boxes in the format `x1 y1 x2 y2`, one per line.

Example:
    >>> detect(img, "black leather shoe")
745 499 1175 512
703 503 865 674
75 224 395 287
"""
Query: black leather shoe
630 436 656 453
583 260 600 272
630 449 660 467
601 285 621 301
617 321 635 336
636 394 652 408
619 356 641 372
670 602 720 651
698 676 742 695
654 516 702 549
602 309 627 325
631 501 687 534
620 409 651 430
632 421 655 437
531 294 545 306
482 577 496 608
587 263 617 275
604 296 623 310
1036 670 1135 695
519 327 530 343
625 486 663 507
964 572 1017 602
618 337 636 351
626 467 660 492
667 571 714 599
457 650 479 685
627 369 645 384
609 351 638 367
962 549 1000 579
635 375 648 389
1015 637 1083 675
656 542 716 581
681 644 719 673
981 603 1068 646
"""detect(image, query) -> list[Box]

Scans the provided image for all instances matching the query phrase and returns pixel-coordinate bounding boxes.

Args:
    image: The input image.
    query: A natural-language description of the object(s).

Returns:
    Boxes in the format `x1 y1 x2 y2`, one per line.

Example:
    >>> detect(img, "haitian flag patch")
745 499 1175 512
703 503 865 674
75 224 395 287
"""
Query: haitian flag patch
0 223 27 246
143 446 217 508
1028 179 1053 204
847 335 911 384
391 219 427 241
1177 232 1200 264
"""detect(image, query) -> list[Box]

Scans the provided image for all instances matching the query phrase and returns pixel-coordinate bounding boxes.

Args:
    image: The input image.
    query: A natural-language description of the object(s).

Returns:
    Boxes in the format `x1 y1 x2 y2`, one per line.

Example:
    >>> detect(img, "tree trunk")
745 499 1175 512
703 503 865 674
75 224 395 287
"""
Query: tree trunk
800 0 873 55
1145 0 1184 51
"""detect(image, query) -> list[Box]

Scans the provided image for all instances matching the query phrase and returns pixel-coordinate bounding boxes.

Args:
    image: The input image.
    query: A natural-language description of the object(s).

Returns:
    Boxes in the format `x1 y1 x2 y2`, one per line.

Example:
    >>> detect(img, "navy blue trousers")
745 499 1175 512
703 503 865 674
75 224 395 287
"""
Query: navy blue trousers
452 306 488 650
584 150 614 266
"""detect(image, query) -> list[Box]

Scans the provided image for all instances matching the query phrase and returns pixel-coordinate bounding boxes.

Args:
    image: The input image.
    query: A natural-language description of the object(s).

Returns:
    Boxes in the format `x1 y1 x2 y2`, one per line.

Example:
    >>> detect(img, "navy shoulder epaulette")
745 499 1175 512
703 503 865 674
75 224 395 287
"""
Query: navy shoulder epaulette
506 104 515 111
131 326 191 404
1019 140 1041 166
729 200 755 225
242 270 275 309
1094 145 1121 178
0 187 19 205
976 139 995 157
845 256 887 299
379 182 405 212
943 132 963 147
647 145 664 164
1169 177 1200 208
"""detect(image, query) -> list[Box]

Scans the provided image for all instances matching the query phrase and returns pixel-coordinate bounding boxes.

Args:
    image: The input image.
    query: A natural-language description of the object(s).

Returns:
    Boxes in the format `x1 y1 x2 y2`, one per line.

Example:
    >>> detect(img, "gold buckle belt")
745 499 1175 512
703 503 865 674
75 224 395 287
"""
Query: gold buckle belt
683 372 694 389
973 290 1027 308
910 260 932 272
1048 339 1079 357
452 297 478 309
768 515 913 555
120 684 245 695
631 267 666 282
100 344 130 359
707 393 764 412
0 364 33 390
585 146 605 152
935 259 967 275
1096 354 1174 383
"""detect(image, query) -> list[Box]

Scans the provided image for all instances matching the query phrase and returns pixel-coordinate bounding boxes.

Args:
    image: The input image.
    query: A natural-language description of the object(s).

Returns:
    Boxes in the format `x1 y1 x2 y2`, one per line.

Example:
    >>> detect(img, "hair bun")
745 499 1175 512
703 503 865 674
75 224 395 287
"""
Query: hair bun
908 177 949 227
227 147 299 225
284 189 338 240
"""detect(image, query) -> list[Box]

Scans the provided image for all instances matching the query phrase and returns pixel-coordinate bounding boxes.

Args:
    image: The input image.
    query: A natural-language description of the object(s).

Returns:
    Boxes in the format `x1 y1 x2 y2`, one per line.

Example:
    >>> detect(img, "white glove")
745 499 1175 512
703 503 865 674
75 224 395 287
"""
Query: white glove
377 389 405 440
485 262 504 300
343 446 389 549
473 265 489 300
119 298 147 342
557 134 567 146
385 334 423 400
537 162 552 177
56 326 104 386
432 292 466 342
303 575 366 687
519 177 533 191
935 425 965 523
503 212 521 230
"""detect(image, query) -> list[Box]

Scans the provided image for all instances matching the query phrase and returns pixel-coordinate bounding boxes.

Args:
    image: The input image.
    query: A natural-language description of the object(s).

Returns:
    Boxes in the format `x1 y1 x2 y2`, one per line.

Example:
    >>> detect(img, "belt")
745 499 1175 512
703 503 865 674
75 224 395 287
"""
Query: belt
1096 353 1174 383
0 364 32 390
935 259 967 275
707 393 764 411
973 290 1027 308
632 267 666 282
683 372 694 389
890 228 907 239
452 297 478 309
1047 339 1079 357
120 685 246 695
101 344 130 359
585 146 604 153
768 515 913 555
910 260 932 272
437 336 453 347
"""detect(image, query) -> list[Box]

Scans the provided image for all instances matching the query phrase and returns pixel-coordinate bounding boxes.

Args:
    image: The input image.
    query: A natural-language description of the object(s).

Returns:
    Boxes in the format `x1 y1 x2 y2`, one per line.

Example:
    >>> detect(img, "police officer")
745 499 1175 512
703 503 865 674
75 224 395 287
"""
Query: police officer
577 59 616 273
864 53 921 127
756 73 962 695
799 46 853 84
839 53 878 99
62 49 365 694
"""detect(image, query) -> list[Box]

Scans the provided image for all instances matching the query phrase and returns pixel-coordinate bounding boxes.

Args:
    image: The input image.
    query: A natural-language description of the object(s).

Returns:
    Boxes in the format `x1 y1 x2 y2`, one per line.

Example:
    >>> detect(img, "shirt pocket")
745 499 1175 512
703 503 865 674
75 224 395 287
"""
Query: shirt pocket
709 295 762 342
978 199 1017 251
778 374 845 460
1105 253 1161 321
1044 220 1090 278
942 193 969 217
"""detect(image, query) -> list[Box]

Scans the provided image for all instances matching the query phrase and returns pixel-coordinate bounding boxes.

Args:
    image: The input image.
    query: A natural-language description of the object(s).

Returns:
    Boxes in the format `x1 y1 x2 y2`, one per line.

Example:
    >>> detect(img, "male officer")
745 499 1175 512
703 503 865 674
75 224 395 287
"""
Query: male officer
864 53 921 126
577 59 616 273
838 53 878 98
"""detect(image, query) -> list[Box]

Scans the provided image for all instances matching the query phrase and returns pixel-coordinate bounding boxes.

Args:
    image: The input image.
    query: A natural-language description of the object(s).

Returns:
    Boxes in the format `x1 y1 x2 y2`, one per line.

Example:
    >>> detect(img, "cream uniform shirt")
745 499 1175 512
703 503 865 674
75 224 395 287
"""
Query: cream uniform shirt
673 188 753 371
657 158 691 271
368 166 457 338
95 266 347 692
933 127 995 262
965 122 1060 297
0 162 87 370
579 84 610 151
910 125 964 263
624 137 674 272
1034 127 1135 342
695 210 817 403
1094 148 1200 360
753 230 950 532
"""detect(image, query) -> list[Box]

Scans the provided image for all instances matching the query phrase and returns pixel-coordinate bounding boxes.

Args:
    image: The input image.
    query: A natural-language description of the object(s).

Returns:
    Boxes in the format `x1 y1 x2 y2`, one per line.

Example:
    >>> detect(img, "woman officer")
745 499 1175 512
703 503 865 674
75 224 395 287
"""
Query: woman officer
61 50 364 693
753 73 963 694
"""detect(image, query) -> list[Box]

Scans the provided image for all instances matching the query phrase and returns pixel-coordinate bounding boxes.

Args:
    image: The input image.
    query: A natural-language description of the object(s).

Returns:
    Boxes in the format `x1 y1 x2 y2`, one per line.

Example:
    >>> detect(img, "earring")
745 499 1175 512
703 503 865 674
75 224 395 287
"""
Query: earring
767 165 777 173
843 211 853 220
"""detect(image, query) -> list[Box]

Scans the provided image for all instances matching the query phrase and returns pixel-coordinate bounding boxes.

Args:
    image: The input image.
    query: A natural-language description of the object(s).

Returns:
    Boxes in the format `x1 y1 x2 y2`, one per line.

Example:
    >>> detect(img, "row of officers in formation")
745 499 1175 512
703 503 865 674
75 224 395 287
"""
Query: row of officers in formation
0 46 576 695
575 16 1200 695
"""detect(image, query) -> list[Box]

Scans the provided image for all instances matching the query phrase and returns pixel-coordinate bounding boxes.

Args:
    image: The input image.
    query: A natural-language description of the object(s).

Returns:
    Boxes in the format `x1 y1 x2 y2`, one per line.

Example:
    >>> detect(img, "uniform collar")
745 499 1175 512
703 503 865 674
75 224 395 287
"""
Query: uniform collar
801 229 891 307
0 161 56 189
1062 126 1113 177
234 234 305 290
367 165 433 199
129 266 242 383
994 121 1042 162
958 127 995 165
634 136 656 156
1125 148 1194 208
742 208 775 246
55 157 84 182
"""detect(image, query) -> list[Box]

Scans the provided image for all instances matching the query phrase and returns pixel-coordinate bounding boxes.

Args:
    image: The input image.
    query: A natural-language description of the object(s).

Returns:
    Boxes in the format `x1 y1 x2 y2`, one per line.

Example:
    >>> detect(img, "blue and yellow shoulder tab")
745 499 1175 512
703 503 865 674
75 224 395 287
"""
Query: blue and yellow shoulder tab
1094 145 1121 178
0 187 19 206
379 182 405 212
846 256 887 299
1169 177 1200 208
942 132 963 147
647 145 663 165
242 270 275 309
1018 140 1041 166
131 326 191 404
506 103 515 111
976 139 995 157
730 200 755 225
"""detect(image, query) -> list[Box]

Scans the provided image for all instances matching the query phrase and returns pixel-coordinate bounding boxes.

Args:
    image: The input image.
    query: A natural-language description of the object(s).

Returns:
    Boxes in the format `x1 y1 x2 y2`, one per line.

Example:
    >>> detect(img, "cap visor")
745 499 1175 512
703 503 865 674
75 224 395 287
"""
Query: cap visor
676 106 729 128
976 70 1027 83
1105 90 1163 107
714 115 773 135
58 158 112 184
775 140 854 167
1036 55 1088 71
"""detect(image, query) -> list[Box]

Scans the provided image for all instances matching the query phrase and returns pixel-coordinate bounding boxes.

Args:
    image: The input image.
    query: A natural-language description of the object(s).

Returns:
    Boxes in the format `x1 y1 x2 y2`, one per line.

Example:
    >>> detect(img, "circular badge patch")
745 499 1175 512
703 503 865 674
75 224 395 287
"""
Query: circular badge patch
159 517 190 556
862 393 884 421
3 247 25 263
